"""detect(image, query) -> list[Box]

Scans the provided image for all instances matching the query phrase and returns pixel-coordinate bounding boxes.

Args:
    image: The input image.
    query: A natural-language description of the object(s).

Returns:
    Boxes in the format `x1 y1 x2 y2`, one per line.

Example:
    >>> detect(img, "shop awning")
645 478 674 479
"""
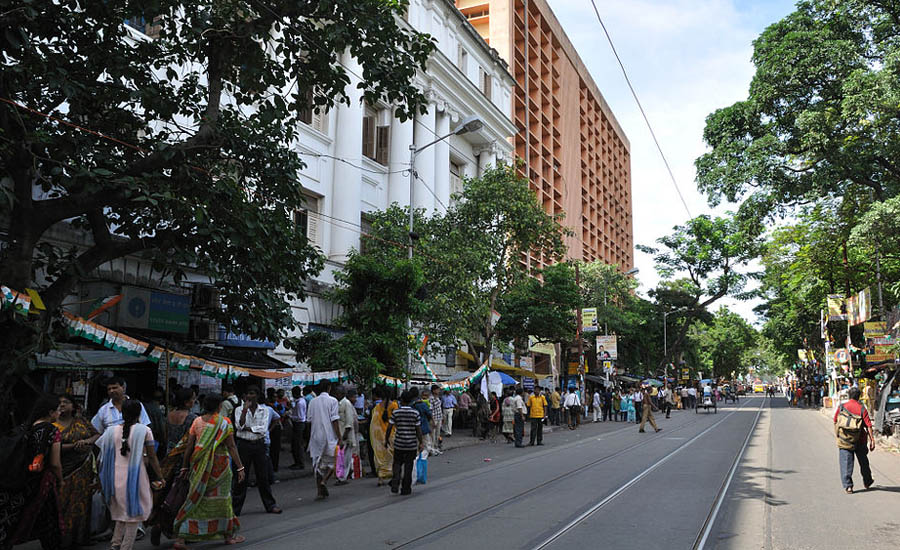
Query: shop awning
34 349 149 370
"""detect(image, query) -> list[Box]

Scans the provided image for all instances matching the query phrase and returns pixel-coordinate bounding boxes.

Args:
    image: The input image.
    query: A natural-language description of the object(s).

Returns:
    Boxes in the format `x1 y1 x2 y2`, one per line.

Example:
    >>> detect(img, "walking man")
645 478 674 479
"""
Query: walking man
336 387 358 484
550 387 562 426
428 385 444 453
527 387 547 446
834 387 875 493
233 386 282 515
307 381 342 500
385 390 424 495
632 386 643 424
639 386 661 433
513 387 527 447
289 386 307 470
591 388 602 422
564 387 580 430
441 390 457 437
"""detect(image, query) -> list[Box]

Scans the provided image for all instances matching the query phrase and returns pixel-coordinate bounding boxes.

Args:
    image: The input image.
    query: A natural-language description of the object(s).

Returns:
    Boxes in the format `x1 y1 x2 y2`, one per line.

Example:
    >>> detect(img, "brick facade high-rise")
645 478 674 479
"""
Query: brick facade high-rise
455 0 633 271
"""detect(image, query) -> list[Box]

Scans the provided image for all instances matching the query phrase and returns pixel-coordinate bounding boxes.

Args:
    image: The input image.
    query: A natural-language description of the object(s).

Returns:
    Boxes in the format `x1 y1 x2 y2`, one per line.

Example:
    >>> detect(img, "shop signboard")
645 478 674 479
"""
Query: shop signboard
827 294 847 321
581 308 598 332
118 286 190 334
217 329 275 349
848 287 872 326
596 335 617 360
863 321 893 362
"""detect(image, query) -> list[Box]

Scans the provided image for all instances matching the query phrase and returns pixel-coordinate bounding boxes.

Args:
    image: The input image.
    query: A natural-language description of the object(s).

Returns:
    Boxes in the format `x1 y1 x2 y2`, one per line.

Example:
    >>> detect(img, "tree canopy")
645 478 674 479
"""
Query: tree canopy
0 1 434 368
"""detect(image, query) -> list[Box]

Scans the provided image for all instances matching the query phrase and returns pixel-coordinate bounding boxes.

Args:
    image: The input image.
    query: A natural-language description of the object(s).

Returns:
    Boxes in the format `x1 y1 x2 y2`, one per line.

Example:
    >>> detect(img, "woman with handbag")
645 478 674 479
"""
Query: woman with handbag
96 399 166 550
0 395 64 550
54 394 100 549
172 395 245 548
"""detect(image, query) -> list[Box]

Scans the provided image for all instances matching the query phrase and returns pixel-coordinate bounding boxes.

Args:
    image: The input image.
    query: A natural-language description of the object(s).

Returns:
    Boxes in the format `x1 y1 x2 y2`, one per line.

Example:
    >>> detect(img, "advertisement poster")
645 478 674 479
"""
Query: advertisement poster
827 294 847 321
848 287 872 326
596 335 617 360
863 321 893 362
581 308 598 332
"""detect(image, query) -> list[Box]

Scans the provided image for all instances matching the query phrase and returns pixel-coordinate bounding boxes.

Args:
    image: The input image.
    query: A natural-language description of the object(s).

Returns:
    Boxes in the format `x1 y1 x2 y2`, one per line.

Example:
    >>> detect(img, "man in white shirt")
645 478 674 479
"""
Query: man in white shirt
91 377 151 433
632 387 644 424
307 381 342 500
336 387 358 484
513 387 527 447
564 388 581 430
289 386 307 471
233 386 281 515
688 386 697 409
592 389 602 422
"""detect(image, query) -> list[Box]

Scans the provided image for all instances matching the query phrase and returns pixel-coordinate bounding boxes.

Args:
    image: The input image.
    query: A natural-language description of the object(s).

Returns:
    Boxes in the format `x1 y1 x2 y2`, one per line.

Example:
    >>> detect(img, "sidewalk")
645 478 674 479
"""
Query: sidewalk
817 402 900 453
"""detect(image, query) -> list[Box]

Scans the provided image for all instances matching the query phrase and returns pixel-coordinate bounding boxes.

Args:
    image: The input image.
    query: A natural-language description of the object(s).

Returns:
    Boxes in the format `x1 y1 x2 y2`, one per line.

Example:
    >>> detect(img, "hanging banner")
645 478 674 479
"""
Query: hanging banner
827 294 847 321
596 335 618 360
581 308 598 332
848 287 872 326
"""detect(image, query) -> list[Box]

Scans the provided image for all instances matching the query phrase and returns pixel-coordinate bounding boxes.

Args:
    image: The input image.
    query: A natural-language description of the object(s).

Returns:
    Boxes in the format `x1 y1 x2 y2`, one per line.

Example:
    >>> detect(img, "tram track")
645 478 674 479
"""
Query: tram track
529 396 766 550
239 398 755 549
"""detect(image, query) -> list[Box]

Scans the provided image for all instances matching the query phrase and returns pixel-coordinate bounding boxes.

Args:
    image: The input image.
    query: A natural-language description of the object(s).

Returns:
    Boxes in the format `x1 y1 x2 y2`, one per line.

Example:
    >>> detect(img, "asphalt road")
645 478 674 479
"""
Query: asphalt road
23 395 900 550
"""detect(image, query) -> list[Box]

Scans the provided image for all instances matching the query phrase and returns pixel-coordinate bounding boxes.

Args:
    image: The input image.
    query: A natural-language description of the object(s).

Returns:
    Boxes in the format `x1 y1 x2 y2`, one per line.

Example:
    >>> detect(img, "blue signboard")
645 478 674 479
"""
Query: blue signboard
217 328 276 349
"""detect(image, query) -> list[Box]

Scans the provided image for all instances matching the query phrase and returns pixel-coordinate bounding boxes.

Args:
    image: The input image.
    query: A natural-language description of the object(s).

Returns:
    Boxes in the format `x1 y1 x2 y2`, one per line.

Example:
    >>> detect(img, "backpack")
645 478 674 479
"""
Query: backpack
0 425 31 490
835 404 865 450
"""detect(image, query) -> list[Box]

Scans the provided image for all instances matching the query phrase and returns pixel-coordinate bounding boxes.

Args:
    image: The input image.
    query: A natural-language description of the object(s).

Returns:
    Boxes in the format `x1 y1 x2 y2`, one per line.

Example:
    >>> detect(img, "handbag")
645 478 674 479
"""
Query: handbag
161 470 190 520
351 453 362 480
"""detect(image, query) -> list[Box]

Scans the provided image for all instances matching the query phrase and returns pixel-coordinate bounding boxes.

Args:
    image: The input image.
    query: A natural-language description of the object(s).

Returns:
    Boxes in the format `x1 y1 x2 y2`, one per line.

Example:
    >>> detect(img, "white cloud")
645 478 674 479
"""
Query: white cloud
546 0 796 323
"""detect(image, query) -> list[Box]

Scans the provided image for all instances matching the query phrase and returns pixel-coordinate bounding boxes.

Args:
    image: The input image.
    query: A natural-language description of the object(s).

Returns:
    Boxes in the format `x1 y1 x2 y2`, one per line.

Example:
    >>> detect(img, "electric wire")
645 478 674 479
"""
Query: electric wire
587 0 693 219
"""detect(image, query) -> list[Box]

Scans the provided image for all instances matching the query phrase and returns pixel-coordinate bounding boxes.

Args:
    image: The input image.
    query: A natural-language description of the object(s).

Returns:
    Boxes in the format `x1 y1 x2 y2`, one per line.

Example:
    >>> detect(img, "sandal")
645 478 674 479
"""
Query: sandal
225 535 246 545
845 487 853 494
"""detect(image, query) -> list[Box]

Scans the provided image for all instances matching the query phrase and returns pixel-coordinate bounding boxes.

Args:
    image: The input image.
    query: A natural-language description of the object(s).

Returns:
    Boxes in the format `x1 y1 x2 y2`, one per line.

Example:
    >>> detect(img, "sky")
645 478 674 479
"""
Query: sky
546 0 799 324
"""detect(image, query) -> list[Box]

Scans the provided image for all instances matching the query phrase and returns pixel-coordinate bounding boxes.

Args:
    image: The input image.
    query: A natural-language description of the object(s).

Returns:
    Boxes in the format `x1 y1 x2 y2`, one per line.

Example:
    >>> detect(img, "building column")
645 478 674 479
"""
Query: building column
477 144 497 177
413 103 436 212
433 109 451 214
388 111 413 207
328 52 363 264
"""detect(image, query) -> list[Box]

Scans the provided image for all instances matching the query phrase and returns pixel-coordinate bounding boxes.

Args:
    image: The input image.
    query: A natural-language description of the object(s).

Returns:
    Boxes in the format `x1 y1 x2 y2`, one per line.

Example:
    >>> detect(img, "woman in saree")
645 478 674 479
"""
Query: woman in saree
148 388 198 546
55 394 100 549
172 395 245 548
0 395 63 550
369 387 397 486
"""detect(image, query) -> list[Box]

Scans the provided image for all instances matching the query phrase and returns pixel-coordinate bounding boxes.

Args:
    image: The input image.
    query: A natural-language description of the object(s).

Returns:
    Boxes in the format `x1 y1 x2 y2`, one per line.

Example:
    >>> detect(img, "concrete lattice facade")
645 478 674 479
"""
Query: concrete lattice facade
456 0 633 271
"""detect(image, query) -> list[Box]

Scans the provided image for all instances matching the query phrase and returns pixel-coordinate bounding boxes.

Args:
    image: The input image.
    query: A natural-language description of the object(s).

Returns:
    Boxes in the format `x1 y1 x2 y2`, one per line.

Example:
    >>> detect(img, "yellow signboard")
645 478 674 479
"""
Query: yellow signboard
581 308 598 332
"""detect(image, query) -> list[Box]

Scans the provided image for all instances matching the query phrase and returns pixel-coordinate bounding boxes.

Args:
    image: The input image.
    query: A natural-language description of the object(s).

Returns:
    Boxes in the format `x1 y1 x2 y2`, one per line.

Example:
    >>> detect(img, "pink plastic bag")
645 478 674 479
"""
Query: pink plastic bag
335 445 346 479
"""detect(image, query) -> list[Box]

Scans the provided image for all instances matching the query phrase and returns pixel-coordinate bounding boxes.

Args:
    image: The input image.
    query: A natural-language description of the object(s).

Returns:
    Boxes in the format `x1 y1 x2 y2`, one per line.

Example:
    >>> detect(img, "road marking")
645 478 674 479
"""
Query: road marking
695 402 764 549
531 398 765 550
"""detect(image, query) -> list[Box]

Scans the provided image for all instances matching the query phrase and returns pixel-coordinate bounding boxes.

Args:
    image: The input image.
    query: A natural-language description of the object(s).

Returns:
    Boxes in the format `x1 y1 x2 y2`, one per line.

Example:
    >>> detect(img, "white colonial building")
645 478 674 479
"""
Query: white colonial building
270 0 517 370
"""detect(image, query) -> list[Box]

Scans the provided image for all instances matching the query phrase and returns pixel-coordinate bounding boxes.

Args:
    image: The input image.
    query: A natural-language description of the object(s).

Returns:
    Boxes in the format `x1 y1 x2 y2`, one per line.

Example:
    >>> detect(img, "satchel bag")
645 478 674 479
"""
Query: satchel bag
835 404 865 450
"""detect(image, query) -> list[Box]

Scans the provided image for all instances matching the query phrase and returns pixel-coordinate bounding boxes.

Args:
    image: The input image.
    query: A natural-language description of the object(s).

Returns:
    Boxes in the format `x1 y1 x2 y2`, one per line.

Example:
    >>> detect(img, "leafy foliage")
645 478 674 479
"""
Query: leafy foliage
696 0 900 220
689 306 758 379
0 0 434 367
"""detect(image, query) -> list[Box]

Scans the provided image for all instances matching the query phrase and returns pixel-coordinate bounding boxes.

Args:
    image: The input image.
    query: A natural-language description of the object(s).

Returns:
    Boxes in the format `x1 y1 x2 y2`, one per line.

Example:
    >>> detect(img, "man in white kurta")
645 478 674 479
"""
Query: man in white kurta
307 381 341 500
336 388 359 483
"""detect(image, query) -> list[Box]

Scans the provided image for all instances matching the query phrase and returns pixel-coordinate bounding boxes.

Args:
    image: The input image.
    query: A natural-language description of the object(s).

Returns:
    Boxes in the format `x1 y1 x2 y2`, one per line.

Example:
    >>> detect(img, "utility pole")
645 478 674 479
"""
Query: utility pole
576 263 584 385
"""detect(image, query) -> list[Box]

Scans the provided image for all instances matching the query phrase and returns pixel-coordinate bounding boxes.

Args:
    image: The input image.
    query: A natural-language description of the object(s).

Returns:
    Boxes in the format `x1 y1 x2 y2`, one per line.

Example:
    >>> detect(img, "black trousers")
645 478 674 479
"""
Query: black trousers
391 449 417 494
663 402 672 418
233 439 277 515
290 419 305 467
529 418 543 444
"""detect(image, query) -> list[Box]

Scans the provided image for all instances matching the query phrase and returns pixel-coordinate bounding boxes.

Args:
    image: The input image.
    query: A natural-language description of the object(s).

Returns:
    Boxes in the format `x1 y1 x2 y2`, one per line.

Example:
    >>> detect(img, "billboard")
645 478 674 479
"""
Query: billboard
596 335 618 360
827 294 847 321
118 286 190 334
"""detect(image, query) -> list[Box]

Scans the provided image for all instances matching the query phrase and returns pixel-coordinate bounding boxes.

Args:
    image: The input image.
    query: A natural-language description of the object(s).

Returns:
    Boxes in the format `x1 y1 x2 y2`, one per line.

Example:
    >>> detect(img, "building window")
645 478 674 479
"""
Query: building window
479 68 492 100
359 212 374 255
458 46 468 75
294 195 320 247
299 91 328 133
124 15 163 38
362 107 390 166
450 162 463 201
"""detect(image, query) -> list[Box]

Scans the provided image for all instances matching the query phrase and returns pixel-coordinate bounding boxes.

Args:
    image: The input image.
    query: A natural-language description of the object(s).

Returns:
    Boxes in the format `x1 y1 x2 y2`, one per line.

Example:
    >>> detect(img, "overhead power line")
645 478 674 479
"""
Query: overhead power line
587 0 693 219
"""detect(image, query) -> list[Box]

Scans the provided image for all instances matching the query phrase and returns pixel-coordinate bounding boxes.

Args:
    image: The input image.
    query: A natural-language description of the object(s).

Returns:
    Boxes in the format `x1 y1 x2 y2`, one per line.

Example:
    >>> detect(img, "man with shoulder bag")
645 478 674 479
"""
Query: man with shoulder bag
833 387 875 493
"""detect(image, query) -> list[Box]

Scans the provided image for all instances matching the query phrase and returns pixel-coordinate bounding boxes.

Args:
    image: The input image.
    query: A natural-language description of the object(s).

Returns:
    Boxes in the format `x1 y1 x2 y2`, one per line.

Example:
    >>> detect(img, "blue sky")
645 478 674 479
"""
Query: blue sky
546 0 799 323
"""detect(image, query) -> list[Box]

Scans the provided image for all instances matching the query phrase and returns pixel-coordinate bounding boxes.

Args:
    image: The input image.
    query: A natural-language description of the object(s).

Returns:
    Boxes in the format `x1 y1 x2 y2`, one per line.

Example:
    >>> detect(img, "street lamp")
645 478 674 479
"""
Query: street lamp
406 115 484 376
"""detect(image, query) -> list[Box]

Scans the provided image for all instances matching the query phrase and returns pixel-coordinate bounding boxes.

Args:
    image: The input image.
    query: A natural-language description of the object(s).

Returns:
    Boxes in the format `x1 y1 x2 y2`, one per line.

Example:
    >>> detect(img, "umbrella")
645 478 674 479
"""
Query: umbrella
496 371 517 385
644 379 663 387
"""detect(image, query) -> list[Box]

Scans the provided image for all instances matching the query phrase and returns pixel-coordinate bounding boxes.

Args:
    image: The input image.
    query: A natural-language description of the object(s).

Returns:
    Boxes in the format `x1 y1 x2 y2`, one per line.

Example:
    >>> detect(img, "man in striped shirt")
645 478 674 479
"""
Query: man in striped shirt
385 390 425 495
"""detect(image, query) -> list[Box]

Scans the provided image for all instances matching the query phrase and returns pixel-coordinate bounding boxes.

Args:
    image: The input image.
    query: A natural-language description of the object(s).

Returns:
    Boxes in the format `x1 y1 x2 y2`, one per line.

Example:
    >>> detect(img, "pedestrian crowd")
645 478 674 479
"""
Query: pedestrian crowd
1 376 695 550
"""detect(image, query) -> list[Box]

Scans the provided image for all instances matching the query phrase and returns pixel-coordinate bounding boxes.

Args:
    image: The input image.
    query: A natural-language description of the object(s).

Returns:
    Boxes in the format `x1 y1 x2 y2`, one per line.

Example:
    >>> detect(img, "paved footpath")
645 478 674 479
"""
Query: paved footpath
22 397 900 549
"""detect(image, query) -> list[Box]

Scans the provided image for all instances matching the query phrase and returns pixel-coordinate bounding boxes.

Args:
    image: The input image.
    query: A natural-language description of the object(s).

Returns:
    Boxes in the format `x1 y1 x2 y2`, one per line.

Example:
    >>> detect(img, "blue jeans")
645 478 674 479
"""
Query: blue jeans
839 444 873 489
513 414 524 445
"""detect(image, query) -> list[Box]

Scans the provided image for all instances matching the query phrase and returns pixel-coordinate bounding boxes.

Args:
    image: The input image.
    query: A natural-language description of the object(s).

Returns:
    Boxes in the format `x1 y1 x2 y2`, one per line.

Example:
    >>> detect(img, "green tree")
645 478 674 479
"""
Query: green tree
695 0 900 220
639 214 761 367
495 261 579 357
689 306 758 380
0 2 433 371
360 164 568 364
287 253 423 386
